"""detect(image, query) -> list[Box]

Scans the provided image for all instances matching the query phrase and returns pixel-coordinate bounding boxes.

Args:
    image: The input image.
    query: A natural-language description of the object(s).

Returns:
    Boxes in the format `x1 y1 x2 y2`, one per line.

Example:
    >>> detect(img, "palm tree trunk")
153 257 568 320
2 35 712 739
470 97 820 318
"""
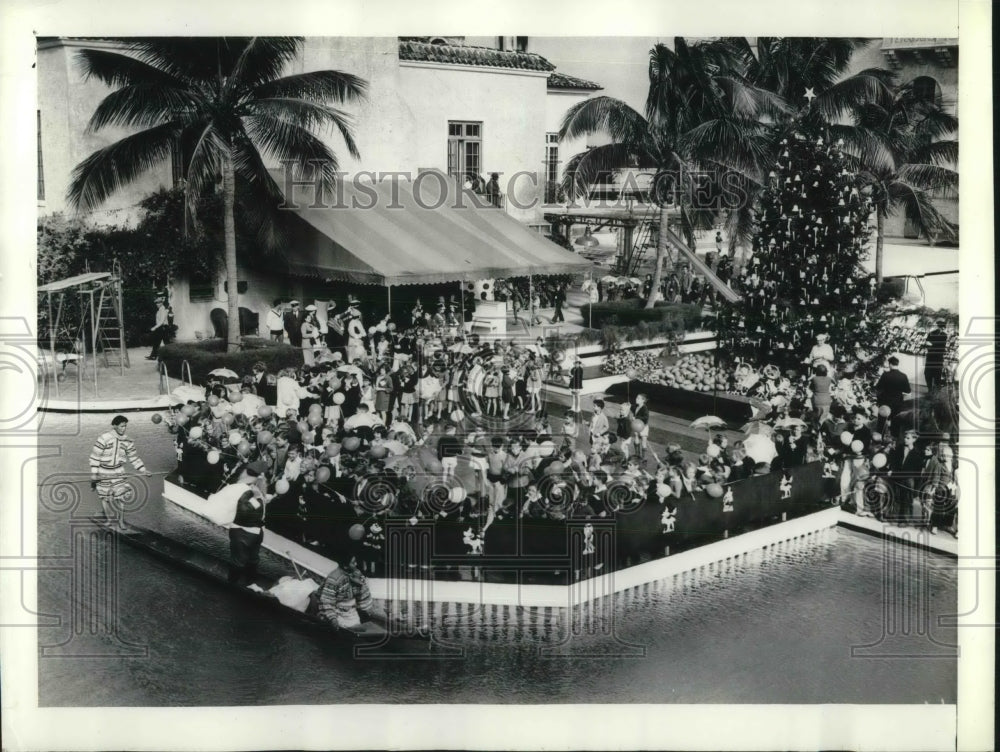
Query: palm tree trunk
223 146 241 353
874 211 885 285
645 204 670 309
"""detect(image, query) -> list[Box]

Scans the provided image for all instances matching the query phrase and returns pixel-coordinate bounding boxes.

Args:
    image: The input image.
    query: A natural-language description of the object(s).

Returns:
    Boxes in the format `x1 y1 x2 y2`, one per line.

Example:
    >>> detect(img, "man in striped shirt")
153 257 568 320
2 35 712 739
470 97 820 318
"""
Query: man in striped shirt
89 415 151 529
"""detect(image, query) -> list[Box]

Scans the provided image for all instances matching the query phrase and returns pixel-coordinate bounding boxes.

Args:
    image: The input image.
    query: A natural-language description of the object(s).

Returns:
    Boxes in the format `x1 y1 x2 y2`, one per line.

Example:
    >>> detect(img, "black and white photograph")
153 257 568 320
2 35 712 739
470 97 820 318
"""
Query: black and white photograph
0 1 993 750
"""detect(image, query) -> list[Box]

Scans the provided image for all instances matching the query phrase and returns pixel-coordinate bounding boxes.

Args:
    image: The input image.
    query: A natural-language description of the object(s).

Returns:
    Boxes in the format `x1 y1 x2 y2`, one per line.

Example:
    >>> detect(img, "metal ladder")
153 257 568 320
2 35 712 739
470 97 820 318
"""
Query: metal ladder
620 203 661 276
97 263 129 371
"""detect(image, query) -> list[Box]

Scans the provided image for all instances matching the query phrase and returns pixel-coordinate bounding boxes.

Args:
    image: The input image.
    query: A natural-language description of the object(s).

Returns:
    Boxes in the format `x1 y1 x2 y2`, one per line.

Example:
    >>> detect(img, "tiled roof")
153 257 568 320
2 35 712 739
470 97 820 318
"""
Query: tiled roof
398 40 555 72
547 71 603 91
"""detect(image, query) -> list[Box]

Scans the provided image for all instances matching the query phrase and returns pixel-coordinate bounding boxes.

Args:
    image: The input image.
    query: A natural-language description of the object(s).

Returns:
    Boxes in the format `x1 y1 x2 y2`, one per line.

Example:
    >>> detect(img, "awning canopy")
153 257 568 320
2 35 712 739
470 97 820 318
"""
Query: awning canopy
272 171 594 286
37 272 111 293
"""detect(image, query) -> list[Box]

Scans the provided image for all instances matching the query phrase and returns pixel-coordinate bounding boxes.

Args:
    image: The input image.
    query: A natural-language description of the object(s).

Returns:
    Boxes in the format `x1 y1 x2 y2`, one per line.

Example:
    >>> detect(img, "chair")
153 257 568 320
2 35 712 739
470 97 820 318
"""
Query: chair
238 307 260 337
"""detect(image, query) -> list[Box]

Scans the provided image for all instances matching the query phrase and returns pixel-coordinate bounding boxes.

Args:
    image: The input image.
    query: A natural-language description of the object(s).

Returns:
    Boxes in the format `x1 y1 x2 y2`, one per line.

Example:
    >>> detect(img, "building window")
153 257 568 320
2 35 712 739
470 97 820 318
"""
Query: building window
223 280 249 295
911 76 939 104
447 121 482 184
516 36 528 52
188 273 215 302
545 132 560 204
37 111 45 201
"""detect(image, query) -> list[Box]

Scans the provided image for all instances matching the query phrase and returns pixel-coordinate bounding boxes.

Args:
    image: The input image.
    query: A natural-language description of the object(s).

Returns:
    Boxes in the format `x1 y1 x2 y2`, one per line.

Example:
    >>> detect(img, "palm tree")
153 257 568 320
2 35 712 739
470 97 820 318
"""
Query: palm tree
560 38 784 309
832 76 958 282
67 37 366 350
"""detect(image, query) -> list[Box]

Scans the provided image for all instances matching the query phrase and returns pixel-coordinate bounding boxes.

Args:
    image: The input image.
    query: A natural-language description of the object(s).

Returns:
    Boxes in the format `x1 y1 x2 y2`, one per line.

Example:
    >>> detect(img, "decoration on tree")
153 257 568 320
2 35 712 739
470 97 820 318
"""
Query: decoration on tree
722 486 734 513
718 122 877 371
661 506 677 532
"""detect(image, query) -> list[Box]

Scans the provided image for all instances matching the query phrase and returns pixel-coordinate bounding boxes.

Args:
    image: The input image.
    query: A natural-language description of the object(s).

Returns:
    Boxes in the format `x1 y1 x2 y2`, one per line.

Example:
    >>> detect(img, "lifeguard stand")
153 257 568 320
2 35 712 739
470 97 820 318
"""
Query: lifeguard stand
37 263 129 396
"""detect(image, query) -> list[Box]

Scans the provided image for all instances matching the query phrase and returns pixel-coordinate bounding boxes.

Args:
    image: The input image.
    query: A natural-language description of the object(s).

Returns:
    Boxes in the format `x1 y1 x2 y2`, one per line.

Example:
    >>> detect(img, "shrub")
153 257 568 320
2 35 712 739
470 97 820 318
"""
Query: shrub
579 300 702 330
158 337 302 385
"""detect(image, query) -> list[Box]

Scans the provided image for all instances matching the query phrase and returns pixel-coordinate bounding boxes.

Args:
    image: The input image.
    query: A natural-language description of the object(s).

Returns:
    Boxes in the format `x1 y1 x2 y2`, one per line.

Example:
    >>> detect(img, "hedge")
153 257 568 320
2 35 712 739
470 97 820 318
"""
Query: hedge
158 337 302 385
579 300 703 330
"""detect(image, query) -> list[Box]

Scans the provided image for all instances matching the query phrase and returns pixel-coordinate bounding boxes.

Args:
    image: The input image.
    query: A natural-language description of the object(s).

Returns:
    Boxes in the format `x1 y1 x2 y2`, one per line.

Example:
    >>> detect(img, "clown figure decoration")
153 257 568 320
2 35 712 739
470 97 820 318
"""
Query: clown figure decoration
722 486 734 513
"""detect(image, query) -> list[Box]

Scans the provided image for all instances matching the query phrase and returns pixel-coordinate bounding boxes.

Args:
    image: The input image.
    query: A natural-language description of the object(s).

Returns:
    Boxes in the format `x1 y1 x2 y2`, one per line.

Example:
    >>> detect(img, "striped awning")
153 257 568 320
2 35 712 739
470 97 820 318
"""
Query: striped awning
273 172 593 286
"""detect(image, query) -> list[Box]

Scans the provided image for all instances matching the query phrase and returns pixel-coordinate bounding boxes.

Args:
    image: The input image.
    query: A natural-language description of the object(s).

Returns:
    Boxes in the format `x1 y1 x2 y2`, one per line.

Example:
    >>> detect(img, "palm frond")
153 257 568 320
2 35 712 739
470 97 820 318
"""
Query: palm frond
887 179 957 237
910 139 958 168
560 143 635 200
896 163 958 192
813 68 895 121
227 37 301 90
242 98 360 159
123 38 245 83
182 123 227 224
241 111 342 186
827 123 897 176
67 121 180 211
558 95 648 146
74 47 189 90
912 107 959 142
714 76 790 120
86 84 205 133
682 118 770 179
253 70 368 104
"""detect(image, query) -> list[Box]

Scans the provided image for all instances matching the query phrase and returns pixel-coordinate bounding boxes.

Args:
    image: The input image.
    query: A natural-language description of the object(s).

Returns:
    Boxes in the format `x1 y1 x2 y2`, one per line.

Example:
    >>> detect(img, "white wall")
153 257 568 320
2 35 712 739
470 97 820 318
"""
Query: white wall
37 40 173 223
545 89 592 205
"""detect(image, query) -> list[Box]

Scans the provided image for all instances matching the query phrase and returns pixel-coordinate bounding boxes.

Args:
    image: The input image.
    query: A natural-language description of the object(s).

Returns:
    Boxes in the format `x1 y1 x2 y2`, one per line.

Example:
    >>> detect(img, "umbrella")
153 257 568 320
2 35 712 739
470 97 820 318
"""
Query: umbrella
336 364 364 377
627 277 643 286
743 434 777 464
690 415 727 430
208 368 239 381
600 275 619 283
775 416 807 429
741 420 774 437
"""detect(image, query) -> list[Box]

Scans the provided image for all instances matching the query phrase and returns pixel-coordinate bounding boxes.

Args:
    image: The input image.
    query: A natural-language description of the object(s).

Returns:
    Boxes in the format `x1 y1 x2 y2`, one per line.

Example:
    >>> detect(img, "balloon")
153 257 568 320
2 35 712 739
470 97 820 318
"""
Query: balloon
150 413 163 425
315 466 331 483
850 440 864 454
175 414 189 426
188 426 203 440
631 419 646 433
238 440 251 455
877 404 891 418
872 452 887 469
450 409 464 422
840 431 853 446
348 523 366 541
704 483 724 498
275 478 290 495
370 445 388 459
333 392 346 405
257 405 269 419
538 441 555 457
181 404 196 417
222 413 236 426
229 430 243 446
302 430 316 446
706 444 721 458
326 443 341 458
229 390 244 403
206 450 221 465
257 430 273 446
872 432 882 443
207 394 220 407
307 414 323 428
449 485 467 504
308 402 323 413
342 436 361 452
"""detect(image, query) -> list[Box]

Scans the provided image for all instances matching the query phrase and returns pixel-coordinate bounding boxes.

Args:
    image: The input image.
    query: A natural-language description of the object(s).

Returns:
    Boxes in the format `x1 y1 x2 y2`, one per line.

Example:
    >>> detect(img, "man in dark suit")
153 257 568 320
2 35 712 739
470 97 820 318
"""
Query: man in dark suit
284 300 303 348
886 430 925 522
874 356 911 418
923 320 948 390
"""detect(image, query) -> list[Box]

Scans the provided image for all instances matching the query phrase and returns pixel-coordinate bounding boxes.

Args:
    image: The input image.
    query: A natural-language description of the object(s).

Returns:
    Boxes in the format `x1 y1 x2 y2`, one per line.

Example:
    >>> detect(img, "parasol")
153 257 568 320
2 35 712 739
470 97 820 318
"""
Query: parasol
600 275 619 284
774 416 807 429
743 434 777 464
690 415 727 431
208 368 240 381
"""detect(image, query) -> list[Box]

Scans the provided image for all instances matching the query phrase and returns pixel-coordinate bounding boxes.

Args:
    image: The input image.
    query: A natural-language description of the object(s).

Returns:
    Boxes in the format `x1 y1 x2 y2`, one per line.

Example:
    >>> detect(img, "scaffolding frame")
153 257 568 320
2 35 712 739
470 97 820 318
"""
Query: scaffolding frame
38 268 129 397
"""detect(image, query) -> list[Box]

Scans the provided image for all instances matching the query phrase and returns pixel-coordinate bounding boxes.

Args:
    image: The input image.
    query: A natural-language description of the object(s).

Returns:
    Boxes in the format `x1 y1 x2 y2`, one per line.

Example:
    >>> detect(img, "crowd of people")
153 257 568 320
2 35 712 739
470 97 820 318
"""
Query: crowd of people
143 283 957 607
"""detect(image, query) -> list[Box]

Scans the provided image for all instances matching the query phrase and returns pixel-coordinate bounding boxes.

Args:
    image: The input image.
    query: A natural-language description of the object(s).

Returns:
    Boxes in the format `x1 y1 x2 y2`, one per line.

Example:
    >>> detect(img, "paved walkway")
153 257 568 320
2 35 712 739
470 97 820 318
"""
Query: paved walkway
40 346 171 411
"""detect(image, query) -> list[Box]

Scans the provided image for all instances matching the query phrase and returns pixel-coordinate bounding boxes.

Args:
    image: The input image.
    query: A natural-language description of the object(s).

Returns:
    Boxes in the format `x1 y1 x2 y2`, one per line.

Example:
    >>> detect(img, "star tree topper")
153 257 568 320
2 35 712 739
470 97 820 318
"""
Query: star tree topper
804 87 817 104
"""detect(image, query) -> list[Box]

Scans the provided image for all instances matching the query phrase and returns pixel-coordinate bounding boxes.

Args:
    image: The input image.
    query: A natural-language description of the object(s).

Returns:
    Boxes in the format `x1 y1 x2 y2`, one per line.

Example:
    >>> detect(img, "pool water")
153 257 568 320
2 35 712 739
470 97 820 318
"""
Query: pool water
36 413 957 705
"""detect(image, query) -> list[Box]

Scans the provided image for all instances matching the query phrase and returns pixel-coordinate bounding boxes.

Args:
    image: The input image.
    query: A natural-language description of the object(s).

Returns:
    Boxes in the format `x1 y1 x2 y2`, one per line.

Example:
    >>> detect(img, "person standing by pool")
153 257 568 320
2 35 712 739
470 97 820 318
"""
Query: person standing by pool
265 299 285 343
90 415 152 529
145 294 170 360
923 319 948 391
569 358 584 412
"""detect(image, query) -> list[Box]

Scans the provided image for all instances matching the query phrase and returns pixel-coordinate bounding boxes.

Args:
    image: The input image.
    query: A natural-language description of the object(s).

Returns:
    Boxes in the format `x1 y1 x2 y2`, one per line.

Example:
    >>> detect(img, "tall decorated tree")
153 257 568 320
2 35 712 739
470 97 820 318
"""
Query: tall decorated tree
717 122 881 374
